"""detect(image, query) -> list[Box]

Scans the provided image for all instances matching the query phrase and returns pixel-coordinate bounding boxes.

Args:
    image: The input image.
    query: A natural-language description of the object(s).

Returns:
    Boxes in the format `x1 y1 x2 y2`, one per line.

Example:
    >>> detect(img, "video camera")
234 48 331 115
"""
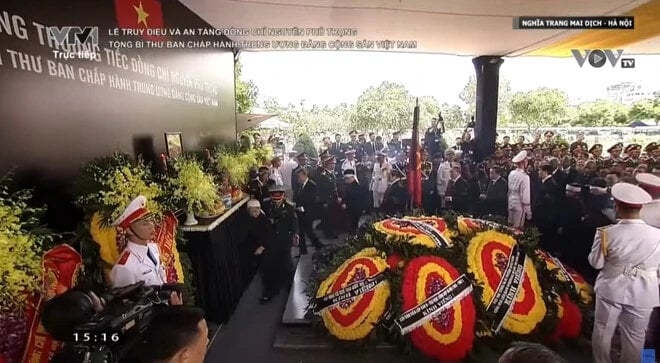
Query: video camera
70 282 182 363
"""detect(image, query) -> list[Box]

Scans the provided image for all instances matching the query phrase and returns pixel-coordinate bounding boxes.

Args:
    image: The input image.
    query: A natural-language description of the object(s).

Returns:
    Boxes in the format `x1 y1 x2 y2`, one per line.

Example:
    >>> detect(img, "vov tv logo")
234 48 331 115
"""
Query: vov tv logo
571 49 635 68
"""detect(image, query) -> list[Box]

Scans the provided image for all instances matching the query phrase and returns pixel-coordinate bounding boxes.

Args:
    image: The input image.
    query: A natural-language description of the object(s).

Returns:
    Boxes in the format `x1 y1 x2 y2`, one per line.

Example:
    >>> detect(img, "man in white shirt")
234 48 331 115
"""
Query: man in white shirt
341 149 357 172
370 151 390 208
507 150 532 228
589 182 660 363
281 151 298 201
110 196 167 288
269 155 284 186
436 149 455 210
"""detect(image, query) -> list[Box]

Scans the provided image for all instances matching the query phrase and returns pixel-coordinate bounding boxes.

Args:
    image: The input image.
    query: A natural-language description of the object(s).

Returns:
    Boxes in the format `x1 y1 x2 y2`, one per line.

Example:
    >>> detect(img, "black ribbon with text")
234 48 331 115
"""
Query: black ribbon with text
313 272 386 314
486 244 527 333
395 275 473 334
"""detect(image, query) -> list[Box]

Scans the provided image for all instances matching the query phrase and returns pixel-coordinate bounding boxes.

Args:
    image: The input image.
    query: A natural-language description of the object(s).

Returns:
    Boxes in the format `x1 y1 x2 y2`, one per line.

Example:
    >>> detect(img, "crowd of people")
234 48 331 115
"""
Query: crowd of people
246 118 660 363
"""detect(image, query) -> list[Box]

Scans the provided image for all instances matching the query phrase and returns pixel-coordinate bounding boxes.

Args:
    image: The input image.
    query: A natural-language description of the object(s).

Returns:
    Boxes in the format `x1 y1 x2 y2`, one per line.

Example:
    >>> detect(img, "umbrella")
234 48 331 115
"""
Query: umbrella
259 117 291 129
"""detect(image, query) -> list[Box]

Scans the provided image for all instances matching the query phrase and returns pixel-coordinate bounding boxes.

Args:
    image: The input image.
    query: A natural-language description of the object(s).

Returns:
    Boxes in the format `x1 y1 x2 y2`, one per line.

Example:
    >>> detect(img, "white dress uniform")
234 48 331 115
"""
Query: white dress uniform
108 195 167 288
589 183 660 363
507 151 531 228
269 166 284 186
110 241 167 288
370 160 390 208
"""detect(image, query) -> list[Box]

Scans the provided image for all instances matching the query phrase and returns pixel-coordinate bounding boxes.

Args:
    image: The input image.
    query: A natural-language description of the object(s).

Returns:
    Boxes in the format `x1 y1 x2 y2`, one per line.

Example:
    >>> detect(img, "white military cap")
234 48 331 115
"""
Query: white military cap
112 196 150 228
611 182 652 208
512 150 527 163
641 201 660 228
247 199 261 209
635 173 660 197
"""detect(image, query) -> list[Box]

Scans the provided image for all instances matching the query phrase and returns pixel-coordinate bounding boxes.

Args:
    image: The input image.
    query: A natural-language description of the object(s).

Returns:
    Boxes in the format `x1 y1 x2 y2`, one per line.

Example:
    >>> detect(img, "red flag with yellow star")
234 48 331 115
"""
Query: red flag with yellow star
114 0 164 41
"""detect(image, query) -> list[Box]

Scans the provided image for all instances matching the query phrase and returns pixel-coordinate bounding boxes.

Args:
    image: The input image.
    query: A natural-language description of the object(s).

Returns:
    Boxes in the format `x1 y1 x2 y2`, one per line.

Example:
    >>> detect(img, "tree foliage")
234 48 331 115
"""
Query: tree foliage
573 100 629 127
350 82 417 132
293 133 318 158
235 60 259 113
629 96 660 125
509 88 569 131
459 75 512 123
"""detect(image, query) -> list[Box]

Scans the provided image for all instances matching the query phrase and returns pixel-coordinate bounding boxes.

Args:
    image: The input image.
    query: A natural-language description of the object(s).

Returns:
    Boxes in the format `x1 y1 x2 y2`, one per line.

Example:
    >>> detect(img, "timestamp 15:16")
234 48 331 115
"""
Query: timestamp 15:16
73 332 121 343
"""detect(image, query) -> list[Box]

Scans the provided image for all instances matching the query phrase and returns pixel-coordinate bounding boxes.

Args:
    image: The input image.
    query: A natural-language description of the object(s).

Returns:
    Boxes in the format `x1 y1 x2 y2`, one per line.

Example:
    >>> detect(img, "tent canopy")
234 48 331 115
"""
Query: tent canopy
236 112 277 133
182 0 660 57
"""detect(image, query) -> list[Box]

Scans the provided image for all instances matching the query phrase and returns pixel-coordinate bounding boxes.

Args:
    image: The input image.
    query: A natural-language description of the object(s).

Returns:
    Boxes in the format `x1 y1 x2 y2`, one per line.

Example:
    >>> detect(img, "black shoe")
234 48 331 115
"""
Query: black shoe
260 296 272 304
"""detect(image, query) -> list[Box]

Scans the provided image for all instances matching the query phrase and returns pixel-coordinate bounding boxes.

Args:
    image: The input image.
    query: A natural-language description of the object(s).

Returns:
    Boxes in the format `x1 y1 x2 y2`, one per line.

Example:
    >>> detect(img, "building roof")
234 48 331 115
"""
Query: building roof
181 0 660 56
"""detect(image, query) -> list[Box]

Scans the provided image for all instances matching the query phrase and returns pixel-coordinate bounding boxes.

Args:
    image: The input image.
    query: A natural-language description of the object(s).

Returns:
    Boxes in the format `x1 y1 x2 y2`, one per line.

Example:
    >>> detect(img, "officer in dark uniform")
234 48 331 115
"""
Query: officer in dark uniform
341 169 364 234
540 130 555 150
387 131 403 158
260 184 299 303
424 116 444 157
624 144 642 167
346 130 359 151
356 133 367 160
421 149 436 214
570 131 588 152
589 144 605 169
381 164 409 216
646 142 659 169
604 142 624 168
317 154 340 238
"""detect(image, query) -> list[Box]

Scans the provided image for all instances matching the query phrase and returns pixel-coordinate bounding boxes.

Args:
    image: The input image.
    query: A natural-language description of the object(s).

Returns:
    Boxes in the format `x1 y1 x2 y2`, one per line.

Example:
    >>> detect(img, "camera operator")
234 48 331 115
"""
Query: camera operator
110 196 168 288
41 282 183 363
129 306 208 363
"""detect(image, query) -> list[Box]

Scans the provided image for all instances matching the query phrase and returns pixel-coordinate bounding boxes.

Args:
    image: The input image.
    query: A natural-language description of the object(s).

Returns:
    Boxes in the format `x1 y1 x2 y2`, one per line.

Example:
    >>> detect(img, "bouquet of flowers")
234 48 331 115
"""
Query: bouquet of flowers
308 213 594 361
0 173 58 363
75 153 169 226
169 156 221 216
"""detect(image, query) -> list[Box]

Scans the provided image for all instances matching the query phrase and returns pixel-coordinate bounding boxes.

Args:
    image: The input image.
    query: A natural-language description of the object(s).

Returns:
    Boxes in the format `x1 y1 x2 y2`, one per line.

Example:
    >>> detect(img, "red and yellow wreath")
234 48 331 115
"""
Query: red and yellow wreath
401 256 476 362
466 231 546 335
457 217 522 237
536 250 593 305
316 248 391 341
373 217 455 248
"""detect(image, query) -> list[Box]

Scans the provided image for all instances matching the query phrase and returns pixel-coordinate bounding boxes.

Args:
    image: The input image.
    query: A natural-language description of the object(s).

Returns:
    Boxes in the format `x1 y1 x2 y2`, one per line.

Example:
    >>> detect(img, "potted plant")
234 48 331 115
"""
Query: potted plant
169 156 222 225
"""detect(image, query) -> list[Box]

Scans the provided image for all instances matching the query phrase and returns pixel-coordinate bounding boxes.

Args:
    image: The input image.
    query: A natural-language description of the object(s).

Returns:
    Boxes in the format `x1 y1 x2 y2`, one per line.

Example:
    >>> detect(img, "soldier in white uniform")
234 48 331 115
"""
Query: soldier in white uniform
636 173 660 228
436 149 458 210
588 183 660 363
269 155 284 186
507 150 532 228
341 149 357 172
110 196 167 288
370 151 390 208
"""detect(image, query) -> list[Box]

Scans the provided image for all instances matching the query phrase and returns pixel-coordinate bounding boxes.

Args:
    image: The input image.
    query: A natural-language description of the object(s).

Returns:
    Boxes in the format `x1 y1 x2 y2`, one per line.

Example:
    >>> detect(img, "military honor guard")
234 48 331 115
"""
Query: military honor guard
624 144 642 167
370 151 390 210
110 196 167 288
260 184 299 303
269 154 284 186
588 182 659 363
507 150 532 228
589 144 605 168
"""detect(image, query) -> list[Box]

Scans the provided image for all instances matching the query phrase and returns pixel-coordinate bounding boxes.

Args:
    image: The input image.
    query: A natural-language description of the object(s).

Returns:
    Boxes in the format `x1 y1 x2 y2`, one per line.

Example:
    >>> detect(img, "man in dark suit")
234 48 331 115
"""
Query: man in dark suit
291 152 309 192
293 167 323 254
481 166 508 217
329 134 345 159
364 133 377 158
534 164 562 253
381 165 409 216
549 157 568 190
387 131 403 158
445 166 470 214
317 155 340 238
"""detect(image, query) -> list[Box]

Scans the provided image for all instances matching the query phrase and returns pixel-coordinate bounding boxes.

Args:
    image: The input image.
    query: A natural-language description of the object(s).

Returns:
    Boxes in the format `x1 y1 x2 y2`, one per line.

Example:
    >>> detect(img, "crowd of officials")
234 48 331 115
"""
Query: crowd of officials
244 119 660 363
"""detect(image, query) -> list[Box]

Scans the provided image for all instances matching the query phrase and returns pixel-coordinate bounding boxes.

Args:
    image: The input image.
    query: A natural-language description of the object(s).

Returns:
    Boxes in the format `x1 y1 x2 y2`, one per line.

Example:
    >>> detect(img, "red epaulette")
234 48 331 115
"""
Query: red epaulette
116 250 130 265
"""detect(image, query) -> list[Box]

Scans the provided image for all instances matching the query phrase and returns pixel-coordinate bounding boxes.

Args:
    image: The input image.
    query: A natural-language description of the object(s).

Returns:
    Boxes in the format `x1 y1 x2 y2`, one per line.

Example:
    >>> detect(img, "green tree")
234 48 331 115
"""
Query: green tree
458 75 512 123
574 100 629 126
293 133 318 158
629 97 660 125
508 88 569 131
439 103 464 129
350 82 414 132
235 60 258 113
